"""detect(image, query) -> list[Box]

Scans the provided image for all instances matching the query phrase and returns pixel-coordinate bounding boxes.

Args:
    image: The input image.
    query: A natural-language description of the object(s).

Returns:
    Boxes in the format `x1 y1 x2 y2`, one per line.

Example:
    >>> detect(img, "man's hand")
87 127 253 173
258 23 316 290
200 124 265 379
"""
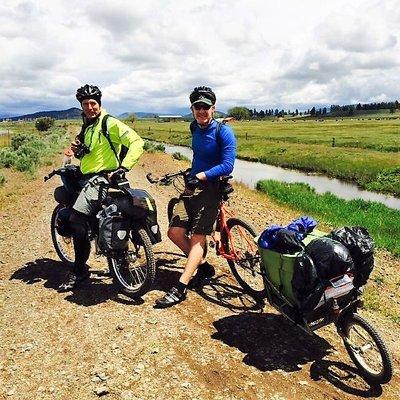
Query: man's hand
70 139 81 155
108 167 128 182
185 175 201 192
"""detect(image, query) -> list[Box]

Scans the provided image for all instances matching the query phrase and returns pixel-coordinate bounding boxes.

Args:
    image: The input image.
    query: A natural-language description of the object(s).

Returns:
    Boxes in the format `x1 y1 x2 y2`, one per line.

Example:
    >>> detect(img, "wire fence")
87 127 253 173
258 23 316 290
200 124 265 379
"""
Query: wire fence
0 130 11 148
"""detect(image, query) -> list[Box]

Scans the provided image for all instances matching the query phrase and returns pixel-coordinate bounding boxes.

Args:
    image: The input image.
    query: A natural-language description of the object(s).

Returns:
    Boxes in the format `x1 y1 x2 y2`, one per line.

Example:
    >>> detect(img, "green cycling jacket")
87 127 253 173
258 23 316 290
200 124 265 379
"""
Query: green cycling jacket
79 109 144 174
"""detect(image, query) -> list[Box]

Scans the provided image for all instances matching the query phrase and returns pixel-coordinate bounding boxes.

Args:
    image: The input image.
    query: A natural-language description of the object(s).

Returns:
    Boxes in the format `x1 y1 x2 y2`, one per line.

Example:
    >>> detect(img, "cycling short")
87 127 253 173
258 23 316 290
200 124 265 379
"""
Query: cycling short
73 175 109 216
169 181 221 235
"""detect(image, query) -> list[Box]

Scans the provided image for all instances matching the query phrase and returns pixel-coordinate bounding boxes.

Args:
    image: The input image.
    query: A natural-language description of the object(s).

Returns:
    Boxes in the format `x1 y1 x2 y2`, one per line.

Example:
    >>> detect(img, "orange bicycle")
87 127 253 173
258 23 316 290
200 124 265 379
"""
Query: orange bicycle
146 169 266 298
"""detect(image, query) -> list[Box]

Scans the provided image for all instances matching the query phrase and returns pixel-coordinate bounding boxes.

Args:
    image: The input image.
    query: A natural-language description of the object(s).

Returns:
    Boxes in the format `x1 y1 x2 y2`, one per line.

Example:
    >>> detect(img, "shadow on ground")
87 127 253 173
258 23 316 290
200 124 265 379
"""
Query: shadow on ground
310 359 383 398
212 312 332 372
9 257 143 306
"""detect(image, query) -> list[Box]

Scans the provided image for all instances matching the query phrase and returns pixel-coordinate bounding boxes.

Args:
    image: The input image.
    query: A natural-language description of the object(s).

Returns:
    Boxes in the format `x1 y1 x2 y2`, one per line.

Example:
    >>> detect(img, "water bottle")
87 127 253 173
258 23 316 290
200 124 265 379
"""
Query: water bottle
62 148 74 166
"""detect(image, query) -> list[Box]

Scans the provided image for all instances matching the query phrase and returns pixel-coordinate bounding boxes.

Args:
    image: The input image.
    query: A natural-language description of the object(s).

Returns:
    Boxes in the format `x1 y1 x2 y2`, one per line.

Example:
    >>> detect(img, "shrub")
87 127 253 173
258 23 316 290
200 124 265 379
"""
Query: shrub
172 152 189 161
35 117 55 132
14 153 36 173
154 143 165 152
0 148 18 167
11 133 31 150
124 113 137 123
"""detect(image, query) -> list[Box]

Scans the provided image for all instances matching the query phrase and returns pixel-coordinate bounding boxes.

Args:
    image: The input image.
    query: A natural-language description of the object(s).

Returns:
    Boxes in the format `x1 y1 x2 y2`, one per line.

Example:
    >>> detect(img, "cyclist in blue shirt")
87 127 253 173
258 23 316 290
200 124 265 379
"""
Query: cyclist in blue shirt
155 86 236 308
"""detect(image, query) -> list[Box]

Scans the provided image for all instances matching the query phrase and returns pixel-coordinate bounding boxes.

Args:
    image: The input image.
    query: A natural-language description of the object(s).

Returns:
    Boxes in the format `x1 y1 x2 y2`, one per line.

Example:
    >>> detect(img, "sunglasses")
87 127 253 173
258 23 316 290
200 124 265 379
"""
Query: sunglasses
193 103 212 111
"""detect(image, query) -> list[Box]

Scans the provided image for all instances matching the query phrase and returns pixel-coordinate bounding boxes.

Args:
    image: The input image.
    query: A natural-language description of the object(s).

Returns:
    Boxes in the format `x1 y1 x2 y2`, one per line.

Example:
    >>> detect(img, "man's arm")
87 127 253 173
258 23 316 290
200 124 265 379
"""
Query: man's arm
203 125 236 180
110 119 144 170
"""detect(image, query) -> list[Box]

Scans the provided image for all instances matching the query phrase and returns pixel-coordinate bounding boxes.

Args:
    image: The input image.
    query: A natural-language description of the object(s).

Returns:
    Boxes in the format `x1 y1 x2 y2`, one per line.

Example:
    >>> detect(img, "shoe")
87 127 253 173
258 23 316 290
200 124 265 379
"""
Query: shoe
188 261 215 289
58 271 90 292
154 286 186 308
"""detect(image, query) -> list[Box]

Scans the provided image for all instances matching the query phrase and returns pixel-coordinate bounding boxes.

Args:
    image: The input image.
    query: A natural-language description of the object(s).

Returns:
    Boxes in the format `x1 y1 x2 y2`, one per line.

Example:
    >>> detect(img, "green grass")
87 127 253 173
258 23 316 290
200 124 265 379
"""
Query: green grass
256 180 400 256
131 118 400 196
0 120 70 176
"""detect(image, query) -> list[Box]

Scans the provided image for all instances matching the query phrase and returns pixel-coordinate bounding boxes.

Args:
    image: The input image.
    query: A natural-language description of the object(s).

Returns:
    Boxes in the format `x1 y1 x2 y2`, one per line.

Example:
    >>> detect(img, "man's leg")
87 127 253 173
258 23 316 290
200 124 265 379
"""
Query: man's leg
167 226 190 255
58 210 91 292
179 234 207 285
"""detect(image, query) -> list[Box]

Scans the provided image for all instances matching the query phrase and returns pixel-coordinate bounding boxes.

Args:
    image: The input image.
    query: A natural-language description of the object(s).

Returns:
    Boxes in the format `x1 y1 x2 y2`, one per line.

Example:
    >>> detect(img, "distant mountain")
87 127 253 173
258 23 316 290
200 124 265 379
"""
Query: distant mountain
182 110 227 120
3 108 82 121
118 111 160 119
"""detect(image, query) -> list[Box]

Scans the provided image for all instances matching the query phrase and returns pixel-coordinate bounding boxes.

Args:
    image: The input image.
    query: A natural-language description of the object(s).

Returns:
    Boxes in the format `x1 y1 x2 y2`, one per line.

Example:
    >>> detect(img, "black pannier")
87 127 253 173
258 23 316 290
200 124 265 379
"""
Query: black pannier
328 226 374 287
55 206 72 237
97 204 130 253
106 189 161 244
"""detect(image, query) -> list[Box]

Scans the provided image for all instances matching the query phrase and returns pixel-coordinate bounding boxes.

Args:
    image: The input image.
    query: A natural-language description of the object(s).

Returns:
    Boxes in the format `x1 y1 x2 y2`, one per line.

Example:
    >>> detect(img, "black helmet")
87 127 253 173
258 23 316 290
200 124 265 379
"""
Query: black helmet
189 86 216 106
76 84 102 105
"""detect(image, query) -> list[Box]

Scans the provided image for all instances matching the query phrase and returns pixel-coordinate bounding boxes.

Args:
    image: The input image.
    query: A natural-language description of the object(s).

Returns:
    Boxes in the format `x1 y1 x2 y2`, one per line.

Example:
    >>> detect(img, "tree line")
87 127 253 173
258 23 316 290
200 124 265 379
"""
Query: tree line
228 100 400 120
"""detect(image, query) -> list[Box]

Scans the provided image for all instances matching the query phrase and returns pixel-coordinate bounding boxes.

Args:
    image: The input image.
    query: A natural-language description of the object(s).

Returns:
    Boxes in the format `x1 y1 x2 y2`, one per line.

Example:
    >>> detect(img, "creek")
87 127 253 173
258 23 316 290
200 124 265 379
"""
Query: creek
160 143 400 210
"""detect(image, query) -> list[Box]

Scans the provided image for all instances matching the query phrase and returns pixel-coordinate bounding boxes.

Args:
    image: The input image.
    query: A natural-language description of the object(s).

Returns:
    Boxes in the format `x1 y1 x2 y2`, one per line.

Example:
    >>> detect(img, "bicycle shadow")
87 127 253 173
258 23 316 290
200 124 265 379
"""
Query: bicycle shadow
212 312 332 372
9 257 143 307
197 276 264 312
153 256 263 312
152 256 184 292
310 359 383 398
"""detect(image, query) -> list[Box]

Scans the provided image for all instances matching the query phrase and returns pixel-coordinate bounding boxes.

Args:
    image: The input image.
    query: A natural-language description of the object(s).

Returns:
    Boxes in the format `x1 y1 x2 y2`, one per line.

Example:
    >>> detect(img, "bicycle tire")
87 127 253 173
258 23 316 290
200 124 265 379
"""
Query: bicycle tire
50 205 75 268
108 227 156 298
222 218 266 299
341 313 393 384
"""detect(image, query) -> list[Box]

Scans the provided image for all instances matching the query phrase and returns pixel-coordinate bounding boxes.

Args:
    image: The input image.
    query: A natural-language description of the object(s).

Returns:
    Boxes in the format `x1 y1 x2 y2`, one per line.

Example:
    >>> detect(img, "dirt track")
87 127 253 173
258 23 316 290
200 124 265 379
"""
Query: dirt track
0 151 399 400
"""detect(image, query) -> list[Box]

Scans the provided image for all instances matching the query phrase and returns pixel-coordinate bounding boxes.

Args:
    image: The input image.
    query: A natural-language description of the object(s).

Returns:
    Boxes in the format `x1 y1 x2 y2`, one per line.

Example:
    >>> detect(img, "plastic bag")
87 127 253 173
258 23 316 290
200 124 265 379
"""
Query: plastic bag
305 238 354 280
328 226 374 287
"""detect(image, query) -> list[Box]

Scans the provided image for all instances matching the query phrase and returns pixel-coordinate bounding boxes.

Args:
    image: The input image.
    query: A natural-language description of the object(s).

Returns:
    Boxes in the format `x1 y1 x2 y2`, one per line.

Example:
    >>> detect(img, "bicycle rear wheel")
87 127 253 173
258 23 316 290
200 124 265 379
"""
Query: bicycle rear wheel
341 313 393 384
222 218 266 299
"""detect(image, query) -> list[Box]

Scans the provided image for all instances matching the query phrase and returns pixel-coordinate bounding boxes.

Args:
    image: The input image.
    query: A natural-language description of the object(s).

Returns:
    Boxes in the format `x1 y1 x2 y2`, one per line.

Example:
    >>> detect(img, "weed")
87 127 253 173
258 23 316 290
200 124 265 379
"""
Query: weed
172 152 189 161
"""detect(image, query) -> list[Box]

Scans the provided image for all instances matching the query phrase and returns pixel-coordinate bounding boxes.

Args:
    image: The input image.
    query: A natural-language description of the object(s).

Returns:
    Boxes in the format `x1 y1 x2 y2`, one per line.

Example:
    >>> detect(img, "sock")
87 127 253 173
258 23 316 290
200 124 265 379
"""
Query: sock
176 281 187 294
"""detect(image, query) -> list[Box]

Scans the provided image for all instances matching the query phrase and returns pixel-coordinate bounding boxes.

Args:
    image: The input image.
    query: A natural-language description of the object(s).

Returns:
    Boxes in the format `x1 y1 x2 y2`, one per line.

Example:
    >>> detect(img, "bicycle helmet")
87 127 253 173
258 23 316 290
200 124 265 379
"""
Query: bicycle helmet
76 84 102 105
189 86 216 106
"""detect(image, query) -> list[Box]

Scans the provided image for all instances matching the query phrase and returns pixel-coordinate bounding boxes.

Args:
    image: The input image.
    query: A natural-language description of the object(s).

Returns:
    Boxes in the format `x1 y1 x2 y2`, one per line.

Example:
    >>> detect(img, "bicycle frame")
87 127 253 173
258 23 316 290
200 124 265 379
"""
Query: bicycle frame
214 201 258 262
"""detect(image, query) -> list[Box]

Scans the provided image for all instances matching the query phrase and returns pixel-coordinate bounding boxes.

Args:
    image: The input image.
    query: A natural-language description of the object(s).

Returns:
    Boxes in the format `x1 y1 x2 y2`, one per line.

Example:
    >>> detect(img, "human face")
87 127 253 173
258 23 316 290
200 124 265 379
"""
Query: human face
81 99 101 119
192 103 215 127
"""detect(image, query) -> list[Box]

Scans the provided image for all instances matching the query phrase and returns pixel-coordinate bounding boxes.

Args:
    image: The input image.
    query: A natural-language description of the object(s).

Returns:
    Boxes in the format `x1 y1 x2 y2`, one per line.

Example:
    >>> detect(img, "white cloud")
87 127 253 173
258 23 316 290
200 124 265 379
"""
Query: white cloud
0 0 400 116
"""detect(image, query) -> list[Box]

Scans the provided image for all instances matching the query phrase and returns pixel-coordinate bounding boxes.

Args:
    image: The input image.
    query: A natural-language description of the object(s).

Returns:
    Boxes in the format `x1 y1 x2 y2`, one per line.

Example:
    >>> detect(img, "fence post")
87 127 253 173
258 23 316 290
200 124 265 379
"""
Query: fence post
332 137 335 147
246 132 248 140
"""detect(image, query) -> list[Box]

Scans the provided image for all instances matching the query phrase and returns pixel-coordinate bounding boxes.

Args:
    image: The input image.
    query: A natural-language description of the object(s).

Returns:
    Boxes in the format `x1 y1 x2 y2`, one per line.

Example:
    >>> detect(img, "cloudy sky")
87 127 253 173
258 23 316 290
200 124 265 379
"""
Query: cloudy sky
1 0 399 116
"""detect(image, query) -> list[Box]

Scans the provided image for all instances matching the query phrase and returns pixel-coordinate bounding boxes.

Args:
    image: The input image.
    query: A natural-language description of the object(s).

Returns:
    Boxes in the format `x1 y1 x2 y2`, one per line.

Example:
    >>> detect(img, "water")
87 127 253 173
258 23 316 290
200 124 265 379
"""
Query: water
162 143 400 210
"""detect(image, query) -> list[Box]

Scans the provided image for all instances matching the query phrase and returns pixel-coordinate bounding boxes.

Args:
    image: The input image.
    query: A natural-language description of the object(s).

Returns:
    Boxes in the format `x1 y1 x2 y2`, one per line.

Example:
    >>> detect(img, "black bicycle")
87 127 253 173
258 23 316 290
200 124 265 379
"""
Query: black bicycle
45 165 160 297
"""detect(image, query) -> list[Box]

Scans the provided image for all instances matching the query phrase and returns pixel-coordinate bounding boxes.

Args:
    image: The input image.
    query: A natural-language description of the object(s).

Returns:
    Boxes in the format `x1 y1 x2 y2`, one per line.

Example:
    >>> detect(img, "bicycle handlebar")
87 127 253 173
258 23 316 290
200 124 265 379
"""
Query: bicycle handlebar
146 169 191 185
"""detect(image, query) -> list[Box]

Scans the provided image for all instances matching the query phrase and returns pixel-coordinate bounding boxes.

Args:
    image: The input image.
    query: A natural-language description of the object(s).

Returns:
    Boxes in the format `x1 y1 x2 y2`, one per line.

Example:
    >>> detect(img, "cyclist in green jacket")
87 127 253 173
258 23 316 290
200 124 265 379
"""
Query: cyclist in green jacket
58 84 144 292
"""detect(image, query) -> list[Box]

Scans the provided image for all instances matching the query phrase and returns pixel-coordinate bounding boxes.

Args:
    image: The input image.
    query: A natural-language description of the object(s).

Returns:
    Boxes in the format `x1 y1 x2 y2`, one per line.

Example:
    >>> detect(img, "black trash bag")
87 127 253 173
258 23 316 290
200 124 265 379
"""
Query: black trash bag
271 228 305 254
305 238 354 280
328 226 374 287
292 253 325 312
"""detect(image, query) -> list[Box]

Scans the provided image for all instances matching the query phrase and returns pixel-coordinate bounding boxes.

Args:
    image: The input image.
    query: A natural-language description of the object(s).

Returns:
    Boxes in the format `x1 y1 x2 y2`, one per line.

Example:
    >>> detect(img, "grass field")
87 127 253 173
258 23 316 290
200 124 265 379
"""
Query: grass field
132 118 400 196
256 180 400 256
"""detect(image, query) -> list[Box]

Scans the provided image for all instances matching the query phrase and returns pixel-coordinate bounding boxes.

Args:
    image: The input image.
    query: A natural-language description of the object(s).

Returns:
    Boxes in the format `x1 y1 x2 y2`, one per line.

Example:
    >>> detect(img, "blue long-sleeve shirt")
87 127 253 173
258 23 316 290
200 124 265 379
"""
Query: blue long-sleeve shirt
191 120 236 181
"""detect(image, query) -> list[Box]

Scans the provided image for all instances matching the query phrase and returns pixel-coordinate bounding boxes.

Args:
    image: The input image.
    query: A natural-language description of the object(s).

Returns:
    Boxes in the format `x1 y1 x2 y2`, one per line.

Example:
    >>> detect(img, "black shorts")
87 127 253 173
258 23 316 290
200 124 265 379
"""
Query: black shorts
169 181 221 235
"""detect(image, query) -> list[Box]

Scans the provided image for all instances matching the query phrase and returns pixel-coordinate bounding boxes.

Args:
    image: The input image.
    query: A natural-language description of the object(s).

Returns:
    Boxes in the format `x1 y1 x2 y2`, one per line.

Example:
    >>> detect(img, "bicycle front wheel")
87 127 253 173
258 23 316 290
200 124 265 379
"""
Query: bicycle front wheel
50 205 75 268
341 313 393 384
222 218 266 299
108 227 156 298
